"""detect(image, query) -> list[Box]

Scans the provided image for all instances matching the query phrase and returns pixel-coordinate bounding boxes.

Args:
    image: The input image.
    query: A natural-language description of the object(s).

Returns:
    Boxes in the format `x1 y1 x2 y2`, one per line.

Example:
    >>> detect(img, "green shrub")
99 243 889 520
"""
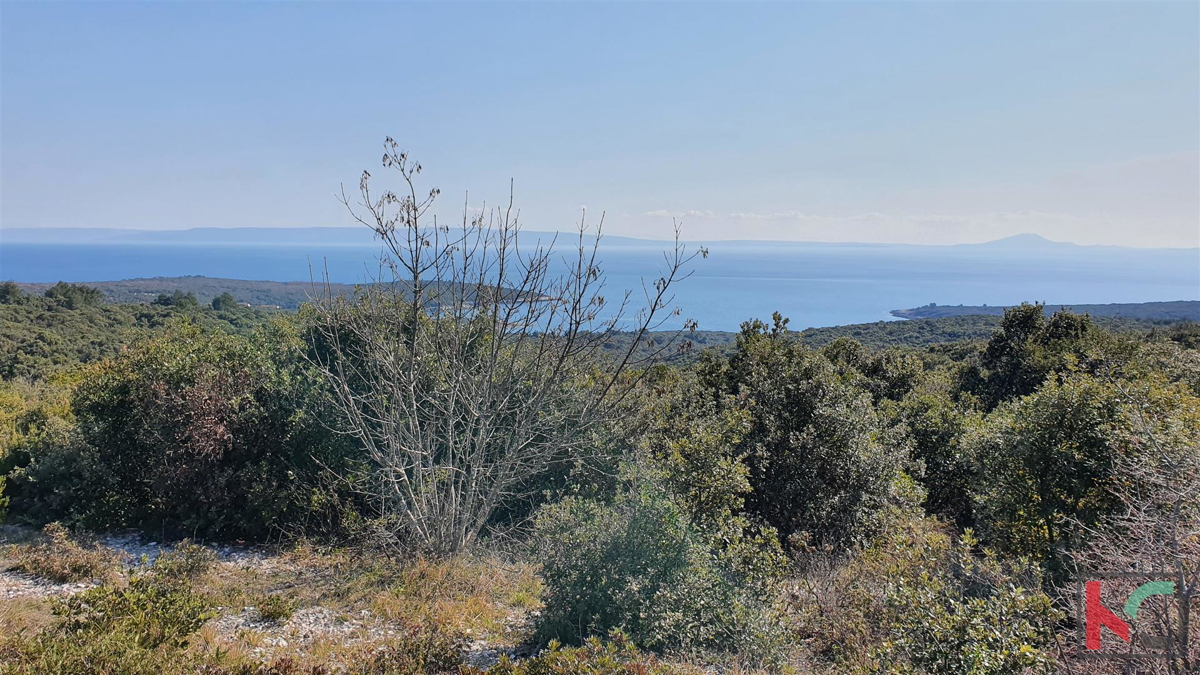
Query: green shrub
350 622 465 674
152 290 199 308
5 522 118 583
889 373 978 527
968 373 1126 562
878 582 1058 675
640 375 754 532
43 282 104 309
976 304 1094 408
256 593 298 623
148 540 217 581
0 564 215 675
533 478 785 663
692 314 918 548
968 371 1200 576
212 292 238 312
0 281 25 305
0 627 198 675
793 516 1060 674
10 322 361 541
0 289 277 381
0 375 76 500
874 531 1060 675
53 573 214 650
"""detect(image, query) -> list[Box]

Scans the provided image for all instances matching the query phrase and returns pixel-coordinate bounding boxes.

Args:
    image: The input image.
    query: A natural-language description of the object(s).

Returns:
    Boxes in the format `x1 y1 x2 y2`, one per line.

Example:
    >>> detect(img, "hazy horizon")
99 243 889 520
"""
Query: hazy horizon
3 225 1199 251
2 3 1198 248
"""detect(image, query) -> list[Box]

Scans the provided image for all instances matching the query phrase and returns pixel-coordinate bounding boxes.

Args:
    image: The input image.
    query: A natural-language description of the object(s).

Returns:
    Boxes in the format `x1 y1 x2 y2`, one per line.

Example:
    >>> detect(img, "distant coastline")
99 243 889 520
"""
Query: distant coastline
8 277 1198 355
15 277 1200 323
892 300 1200 322
6 233 1197 332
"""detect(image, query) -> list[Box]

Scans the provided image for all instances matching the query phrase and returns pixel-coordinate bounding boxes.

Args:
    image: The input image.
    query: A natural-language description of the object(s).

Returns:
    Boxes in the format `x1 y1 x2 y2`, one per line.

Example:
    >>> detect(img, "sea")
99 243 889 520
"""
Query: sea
2 239 1197 332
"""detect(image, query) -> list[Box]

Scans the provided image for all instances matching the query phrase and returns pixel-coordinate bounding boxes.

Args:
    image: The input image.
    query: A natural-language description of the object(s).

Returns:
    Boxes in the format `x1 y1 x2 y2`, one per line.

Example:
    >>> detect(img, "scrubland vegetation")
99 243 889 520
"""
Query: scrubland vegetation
12 277 364 311
1 149 1198 674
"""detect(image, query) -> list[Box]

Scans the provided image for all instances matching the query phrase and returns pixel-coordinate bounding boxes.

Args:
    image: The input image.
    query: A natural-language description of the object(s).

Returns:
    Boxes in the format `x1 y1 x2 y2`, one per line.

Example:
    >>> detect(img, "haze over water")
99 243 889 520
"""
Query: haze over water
5 235 1196 331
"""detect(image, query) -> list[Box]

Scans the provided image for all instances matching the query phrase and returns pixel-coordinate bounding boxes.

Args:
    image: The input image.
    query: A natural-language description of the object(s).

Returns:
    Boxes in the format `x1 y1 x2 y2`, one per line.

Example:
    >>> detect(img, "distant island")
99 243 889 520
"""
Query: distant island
892 300 1200 322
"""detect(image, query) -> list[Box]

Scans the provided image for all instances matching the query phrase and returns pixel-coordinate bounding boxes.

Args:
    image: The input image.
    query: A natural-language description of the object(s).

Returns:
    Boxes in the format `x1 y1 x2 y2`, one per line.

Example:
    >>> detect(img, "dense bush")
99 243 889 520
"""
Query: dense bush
969 370 1200 575
5 322 361 541
1 283 1198 671
976 303 1094 408
0 376 77 490
793 516 1060 674
533 475 786 663
887 372 979 527
821 338 925 404
43 282 105 309
211 292 238 311
967 374 1127 572
875 533 1060 675
692 314 918 548
152 290 199 308
638 370 754 530
0 281 25 305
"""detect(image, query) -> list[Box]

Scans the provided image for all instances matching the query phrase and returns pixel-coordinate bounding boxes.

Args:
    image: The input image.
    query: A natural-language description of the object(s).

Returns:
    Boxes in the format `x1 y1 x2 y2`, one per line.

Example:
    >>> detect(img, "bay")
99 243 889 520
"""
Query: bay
2 239 1196 332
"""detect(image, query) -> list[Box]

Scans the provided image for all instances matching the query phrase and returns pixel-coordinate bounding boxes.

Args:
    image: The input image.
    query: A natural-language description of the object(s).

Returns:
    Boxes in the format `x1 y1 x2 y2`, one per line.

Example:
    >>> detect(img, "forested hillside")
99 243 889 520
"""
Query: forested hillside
15 276 357 310
798 313 1198 348
7 277 1196 374
0 282 279 380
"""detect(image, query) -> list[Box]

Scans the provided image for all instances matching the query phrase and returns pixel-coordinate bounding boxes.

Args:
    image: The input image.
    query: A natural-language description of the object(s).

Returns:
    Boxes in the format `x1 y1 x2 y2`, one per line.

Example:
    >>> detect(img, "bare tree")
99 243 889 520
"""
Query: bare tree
308 138 705 554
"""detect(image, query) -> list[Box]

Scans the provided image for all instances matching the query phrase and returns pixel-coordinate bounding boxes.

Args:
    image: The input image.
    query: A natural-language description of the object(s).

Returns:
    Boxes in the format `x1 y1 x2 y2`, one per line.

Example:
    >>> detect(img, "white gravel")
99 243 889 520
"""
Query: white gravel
1 526 529 669
1 569 98 600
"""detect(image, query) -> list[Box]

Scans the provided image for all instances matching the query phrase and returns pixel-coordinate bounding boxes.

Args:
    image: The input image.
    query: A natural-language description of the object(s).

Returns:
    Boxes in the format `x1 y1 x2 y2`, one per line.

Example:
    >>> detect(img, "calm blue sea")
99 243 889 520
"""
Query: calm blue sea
2 242 1197 331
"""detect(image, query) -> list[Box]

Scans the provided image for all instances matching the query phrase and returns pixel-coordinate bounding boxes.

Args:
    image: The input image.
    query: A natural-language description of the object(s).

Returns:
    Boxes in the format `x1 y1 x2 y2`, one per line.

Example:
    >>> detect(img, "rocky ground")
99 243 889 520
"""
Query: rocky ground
1 568 96 600
0 526 534 671
1 528 267 599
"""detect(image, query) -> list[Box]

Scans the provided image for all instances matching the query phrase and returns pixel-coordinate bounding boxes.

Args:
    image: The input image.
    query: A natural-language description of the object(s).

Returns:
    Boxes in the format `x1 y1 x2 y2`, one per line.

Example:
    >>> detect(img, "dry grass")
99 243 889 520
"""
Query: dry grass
0 595 56 637
255 592 298 622
0 525 762 674
2 522 122 583
365 555 541 639
198 546 540 638
136 544 544 672
0 535 791 675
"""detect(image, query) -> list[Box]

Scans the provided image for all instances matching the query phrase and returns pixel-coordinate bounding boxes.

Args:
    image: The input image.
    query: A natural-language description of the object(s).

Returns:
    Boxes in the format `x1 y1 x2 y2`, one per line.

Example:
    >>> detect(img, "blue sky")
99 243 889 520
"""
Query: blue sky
1 2 1197 246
